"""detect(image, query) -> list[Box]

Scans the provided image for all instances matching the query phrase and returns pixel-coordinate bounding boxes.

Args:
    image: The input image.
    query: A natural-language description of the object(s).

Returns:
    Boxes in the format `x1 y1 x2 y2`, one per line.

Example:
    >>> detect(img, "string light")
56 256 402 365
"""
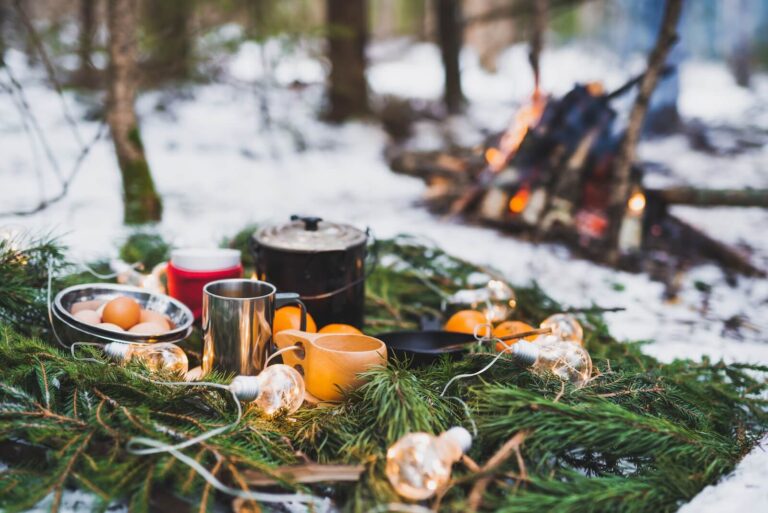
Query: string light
79 339 306 418
104 341 189 374
386 427 472 500
509 340 592 388
540 313 584 345
230 365 305 417
444 280 517 323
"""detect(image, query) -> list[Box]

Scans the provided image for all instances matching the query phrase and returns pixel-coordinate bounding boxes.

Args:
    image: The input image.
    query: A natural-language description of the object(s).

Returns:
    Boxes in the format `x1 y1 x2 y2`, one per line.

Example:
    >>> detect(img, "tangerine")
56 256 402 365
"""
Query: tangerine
319 323 363 335
493 320 536 352
274 306 317 334
444 310 490 337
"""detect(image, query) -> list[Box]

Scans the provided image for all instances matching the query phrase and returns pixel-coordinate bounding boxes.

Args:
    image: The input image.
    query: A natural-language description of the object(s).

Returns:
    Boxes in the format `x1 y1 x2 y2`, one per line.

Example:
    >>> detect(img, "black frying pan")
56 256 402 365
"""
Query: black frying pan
378 327 550 366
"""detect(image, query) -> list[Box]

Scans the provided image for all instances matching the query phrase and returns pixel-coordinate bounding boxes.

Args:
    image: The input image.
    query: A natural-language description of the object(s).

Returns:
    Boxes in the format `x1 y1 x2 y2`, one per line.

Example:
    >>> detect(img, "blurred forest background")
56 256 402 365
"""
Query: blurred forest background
2 0 766 223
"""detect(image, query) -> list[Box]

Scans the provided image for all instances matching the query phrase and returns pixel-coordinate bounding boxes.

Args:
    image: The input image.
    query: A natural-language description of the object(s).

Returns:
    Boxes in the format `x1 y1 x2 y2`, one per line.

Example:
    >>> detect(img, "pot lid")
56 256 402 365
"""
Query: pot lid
255 216 367 252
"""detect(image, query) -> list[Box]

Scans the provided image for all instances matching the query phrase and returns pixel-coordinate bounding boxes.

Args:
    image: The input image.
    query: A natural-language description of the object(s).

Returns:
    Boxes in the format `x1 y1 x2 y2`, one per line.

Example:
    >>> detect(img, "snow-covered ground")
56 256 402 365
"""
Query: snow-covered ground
1 38 767 511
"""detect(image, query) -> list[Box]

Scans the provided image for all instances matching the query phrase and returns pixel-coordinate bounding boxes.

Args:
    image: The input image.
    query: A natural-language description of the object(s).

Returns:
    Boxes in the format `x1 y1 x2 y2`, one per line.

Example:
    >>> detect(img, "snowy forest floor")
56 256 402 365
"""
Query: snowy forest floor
1 35 767 511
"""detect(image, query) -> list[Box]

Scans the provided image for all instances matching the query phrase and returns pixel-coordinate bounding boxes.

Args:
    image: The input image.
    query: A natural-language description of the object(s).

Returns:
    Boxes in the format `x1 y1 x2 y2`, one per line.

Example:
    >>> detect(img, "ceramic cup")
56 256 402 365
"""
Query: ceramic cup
159 248 243 319
274 330 387 401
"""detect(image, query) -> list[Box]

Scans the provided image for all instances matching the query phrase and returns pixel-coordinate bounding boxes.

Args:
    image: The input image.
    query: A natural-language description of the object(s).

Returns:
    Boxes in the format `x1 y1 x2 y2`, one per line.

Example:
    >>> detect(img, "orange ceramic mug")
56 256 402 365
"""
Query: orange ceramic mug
274 330 387 401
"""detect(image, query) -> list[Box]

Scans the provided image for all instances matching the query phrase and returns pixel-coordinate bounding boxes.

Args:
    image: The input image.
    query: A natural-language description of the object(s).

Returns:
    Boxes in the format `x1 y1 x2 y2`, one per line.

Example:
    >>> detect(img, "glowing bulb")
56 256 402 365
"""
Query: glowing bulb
628 192 646 213
540 313 583 345
385 427 472 500
510 340 592 388
230 364 305 417
105 342 189 374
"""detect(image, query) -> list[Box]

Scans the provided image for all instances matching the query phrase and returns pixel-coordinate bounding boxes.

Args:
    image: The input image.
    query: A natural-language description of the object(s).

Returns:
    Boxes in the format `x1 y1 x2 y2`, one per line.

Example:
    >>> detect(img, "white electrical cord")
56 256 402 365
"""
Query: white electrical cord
265 344 303 366
439 323 502 397
49 259 321 504
125 437 322 506
68 340 321 505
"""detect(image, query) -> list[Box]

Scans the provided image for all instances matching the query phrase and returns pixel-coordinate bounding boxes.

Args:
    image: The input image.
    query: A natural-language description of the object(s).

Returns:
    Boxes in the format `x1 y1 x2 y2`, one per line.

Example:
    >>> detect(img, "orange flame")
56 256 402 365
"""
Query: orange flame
586 81 604 96
509 187 530 214
486 90 547 172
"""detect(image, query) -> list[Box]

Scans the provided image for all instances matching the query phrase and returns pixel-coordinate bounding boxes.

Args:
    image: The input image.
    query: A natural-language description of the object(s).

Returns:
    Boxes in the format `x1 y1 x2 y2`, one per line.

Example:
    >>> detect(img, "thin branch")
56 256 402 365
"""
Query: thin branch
467 430 530 512
51 431 94 513
0 120 108 218
13 0 84 147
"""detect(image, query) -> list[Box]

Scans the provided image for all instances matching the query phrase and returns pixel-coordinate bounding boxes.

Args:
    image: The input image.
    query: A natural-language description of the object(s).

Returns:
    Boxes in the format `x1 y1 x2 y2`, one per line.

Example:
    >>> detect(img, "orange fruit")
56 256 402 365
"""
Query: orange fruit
319 323 363 335
274 306 317 334
444 310 490 337
493 320 536 352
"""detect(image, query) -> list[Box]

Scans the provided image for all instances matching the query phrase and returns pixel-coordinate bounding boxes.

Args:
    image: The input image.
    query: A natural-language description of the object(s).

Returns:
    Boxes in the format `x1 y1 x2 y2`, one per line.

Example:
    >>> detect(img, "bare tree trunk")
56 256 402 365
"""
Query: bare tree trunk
604 0 682 261
107 0 162 224
74 0 97 87
436 0 464 113
326 0 369 121
143 0 193 83
529 0 547 91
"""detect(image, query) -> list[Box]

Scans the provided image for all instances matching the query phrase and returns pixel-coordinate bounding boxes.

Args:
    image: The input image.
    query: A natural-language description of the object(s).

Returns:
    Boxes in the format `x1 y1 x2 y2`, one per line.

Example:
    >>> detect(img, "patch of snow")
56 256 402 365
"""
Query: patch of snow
677 436 768 513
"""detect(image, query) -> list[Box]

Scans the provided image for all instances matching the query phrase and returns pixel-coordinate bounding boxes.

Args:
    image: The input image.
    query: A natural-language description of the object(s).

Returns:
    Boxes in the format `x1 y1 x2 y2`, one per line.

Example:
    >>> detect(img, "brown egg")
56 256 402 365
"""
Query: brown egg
128 322 168 335
71 300 105 315
139 309 171 331
73 309 101 326
96 322 124 332
102 296 141 330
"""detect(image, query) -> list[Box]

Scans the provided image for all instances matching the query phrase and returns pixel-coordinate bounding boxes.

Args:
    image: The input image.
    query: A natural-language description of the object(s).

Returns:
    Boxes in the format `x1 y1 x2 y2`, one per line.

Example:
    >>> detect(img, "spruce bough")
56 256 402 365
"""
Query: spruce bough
0 231 764 512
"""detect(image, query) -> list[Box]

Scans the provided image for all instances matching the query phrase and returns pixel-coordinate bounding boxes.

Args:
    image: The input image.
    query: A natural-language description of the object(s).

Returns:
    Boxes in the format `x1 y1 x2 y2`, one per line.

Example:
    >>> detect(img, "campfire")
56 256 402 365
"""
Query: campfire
386 73 766 279
485 88 547 173
443 76 645 256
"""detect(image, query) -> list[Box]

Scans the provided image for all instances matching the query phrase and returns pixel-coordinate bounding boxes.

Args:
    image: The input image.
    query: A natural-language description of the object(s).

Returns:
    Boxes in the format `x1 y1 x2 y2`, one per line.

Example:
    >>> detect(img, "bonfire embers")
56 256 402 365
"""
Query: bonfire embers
476 81 644 253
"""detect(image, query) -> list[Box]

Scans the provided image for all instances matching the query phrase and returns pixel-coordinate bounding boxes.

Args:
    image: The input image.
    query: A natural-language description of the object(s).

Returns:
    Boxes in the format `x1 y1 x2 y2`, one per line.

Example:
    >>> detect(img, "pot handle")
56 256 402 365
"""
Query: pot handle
248 235 262 278
296 228 379 301
275 292 307 331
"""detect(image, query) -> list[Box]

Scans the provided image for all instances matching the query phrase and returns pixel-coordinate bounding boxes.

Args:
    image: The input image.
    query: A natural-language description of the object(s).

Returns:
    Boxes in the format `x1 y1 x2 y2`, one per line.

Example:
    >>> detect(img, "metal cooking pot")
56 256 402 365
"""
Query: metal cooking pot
250 216 374 329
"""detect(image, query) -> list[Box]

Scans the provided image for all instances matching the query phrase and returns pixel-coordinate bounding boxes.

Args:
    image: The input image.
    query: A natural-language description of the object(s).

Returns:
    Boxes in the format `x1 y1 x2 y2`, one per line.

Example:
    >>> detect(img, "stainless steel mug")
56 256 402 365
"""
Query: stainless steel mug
201 279 306 376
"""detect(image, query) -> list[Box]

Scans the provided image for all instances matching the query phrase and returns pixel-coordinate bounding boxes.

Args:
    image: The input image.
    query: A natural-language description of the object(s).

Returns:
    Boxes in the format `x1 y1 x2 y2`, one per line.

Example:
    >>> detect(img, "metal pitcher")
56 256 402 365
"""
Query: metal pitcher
202 279 306 376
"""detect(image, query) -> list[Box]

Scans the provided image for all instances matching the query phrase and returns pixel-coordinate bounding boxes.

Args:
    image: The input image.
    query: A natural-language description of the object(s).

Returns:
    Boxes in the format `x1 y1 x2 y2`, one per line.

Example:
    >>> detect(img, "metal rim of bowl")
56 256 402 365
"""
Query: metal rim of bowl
54 283 194 342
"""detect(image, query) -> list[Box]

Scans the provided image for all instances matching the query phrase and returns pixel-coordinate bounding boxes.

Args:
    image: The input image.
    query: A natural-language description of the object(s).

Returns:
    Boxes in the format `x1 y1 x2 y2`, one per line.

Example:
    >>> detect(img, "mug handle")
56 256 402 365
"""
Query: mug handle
275 292 307 331
274 329 318 370
146 261 168 293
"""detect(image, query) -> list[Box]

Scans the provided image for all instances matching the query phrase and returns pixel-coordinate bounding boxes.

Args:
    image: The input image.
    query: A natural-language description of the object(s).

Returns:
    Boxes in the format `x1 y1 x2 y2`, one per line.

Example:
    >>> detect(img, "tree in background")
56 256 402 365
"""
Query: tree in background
435 0 464 113
74 0 98 87
326 0 369 121
143 0 193 83
605 0 683 261
106 0 162 224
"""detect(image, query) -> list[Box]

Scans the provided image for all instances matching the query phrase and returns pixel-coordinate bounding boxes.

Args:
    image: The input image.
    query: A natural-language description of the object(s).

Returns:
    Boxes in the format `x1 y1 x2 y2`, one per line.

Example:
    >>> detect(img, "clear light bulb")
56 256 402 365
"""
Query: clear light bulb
385 427 472 500
104 342 189 375
540 313 583 345
230 364 305 417
510 340 592 388
484 280 517 322
444 280 517 323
